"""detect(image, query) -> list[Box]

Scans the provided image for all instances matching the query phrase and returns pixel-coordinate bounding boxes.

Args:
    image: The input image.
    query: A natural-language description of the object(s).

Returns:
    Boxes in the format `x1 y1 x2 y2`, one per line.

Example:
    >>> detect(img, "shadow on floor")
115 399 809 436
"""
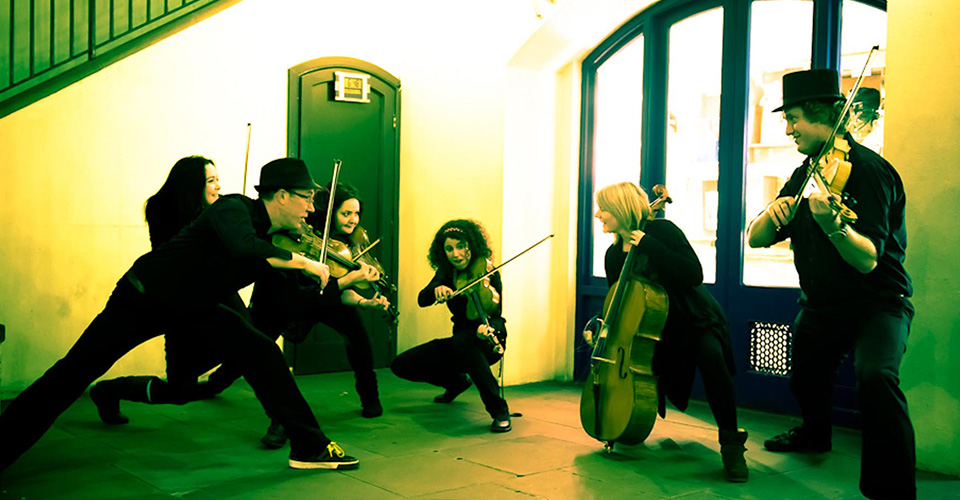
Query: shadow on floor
1 369 957 499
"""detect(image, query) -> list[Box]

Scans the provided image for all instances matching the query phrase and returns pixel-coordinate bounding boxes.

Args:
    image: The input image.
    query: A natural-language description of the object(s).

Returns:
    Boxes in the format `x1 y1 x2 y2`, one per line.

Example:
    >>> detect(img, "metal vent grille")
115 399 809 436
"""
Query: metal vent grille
749 321 792 376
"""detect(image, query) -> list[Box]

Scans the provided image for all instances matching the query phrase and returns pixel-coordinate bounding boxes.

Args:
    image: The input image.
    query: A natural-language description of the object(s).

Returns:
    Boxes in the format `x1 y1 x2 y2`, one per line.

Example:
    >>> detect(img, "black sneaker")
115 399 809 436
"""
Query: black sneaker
491 413 512 433
434 378 472 404
764 427 831 453
261 420 288 449
289 442 359 470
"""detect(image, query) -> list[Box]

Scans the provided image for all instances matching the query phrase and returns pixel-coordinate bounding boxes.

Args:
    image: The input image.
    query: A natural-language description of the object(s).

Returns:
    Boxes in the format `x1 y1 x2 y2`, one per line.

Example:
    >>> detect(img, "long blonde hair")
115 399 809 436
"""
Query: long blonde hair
596 182 651 244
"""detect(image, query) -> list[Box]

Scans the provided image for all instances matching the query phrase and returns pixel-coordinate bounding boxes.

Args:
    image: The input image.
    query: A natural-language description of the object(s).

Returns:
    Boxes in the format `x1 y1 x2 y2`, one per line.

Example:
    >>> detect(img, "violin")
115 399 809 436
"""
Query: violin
273 223 399 321
453 257 504 356
348 225 397 295
432 234 554 356
792 45 881 225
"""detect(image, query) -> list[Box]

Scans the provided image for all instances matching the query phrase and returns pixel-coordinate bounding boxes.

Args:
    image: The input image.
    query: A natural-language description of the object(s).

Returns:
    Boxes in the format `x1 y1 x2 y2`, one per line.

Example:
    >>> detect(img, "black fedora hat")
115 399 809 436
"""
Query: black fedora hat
772 69 844 112
254 158 319 192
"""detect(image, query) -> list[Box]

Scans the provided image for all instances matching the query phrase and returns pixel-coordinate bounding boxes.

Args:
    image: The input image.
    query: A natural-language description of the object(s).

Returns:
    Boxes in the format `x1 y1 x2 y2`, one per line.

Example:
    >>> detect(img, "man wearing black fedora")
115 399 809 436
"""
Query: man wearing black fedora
747 69 915 499
0 157 362 472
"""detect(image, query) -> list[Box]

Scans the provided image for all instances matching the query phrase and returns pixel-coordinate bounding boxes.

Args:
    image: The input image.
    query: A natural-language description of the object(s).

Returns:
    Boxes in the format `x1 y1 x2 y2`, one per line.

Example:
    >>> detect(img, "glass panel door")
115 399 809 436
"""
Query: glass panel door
741 0 813 288
664 7 723 284
841 2 887 155
591 36 645 277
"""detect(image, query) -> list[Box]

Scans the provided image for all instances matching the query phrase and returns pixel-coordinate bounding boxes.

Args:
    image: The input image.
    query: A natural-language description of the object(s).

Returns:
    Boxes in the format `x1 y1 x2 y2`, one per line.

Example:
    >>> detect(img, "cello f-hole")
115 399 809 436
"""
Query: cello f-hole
617 347 628 379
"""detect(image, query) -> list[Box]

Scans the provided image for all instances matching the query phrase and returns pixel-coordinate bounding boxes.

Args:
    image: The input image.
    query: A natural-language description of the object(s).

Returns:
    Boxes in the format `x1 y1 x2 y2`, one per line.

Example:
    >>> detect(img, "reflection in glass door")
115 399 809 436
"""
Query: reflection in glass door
741 0 813 288
665 7 723 284
591 36 645 277
841 2 887 156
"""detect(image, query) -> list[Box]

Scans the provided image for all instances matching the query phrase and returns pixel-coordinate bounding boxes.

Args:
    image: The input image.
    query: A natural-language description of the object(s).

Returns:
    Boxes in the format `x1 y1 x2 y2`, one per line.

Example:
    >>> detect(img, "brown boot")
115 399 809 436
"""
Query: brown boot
719 428 749 482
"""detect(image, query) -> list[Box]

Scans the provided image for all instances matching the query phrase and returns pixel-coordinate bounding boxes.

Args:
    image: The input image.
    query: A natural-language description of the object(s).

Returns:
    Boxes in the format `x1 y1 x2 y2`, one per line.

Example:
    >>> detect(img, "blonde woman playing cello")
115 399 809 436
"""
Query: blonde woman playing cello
587 182 747 482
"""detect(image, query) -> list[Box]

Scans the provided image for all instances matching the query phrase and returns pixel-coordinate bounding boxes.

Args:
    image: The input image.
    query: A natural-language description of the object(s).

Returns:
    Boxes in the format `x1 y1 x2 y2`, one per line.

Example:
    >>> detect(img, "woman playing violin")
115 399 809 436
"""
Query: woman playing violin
590 182 747 482
747 69 914 500
390 219 512 433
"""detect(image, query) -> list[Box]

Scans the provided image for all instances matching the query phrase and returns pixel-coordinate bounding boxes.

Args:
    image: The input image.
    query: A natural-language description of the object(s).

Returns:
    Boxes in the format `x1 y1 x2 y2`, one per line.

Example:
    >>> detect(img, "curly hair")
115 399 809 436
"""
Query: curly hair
799 99 848 130
427 219 493 273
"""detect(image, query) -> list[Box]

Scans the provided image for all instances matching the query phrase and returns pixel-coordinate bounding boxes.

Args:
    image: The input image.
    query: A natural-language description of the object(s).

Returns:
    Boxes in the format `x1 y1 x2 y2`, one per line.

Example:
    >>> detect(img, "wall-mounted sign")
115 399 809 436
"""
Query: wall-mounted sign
334 71 370 103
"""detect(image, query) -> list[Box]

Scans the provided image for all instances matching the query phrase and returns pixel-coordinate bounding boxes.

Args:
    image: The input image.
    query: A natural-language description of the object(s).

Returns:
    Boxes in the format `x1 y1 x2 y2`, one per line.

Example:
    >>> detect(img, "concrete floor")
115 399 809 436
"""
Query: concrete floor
1 369 957 500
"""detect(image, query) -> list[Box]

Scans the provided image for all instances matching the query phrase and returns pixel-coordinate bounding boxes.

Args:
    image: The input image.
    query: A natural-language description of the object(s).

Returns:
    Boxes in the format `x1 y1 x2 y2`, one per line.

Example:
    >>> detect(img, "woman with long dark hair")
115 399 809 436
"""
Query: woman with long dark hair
89 155 233 423
391 219 512 433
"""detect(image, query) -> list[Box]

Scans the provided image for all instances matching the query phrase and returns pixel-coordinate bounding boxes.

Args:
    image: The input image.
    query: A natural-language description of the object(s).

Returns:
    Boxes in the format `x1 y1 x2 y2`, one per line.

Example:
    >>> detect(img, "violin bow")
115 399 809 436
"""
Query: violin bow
241 123 251 196
351 238 380 263
793 45 879 201
314 159 342 294
317 159 342 266
437 234 554 304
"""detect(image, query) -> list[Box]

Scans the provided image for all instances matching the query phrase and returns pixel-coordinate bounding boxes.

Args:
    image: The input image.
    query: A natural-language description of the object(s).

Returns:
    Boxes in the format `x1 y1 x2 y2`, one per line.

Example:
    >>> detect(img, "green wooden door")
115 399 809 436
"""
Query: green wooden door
285 58 400 374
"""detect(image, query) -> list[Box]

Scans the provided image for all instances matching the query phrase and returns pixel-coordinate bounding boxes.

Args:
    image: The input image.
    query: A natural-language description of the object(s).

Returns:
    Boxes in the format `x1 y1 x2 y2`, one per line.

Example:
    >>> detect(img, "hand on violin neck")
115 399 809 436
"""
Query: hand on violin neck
808 191 842 230
339 262 381 289
359 292 391 311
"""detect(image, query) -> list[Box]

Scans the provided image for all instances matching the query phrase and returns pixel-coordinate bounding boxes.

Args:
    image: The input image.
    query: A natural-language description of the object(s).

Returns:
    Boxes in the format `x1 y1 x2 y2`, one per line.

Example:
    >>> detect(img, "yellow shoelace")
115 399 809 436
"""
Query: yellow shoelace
327 442 346 458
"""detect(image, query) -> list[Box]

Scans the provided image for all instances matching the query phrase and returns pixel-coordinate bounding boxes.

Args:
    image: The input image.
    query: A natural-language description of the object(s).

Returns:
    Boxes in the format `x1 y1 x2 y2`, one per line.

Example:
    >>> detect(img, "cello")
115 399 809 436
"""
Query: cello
579 185 672 450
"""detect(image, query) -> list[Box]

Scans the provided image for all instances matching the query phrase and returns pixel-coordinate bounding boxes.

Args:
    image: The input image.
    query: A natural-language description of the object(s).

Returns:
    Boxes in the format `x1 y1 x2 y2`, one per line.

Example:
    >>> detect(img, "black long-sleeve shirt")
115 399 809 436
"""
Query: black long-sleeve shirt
418 269 507 340
773 135 912 309
605 219 727 332
131 194 291 311
604 219 734 414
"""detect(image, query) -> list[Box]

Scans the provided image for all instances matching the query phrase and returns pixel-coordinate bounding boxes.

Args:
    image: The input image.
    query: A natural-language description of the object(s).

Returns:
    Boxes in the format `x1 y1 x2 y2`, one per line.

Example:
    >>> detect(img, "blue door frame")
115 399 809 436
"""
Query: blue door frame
574 0 885 422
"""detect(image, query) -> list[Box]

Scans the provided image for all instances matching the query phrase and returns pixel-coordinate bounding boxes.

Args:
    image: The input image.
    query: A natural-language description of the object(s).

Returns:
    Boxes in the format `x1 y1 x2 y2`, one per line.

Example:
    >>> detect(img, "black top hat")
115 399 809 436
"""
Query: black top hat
772 69 844 112
254 158 319 193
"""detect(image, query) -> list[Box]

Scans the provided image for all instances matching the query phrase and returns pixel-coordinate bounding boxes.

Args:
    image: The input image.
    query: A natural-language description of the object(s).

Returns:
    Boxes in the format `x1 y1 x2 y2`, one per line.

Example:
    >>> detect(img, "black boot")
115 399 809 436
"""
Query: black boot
719 428 749 482
89 376 152 425
261 419 288 449
357 377 383 418
434 376 472 404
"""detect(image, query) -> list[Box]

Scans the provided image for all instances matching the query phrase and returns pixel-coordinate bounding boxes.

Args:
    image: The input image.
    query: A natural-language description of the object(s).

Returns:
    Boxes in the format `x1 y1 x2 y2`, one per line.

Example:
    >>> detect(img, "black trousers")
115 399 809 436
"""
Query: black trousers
212 302 380 404
314 306 378 398
692 333 738 431
391 332 508 418
790 299 915 500
93 293 249 406
0 277 330 470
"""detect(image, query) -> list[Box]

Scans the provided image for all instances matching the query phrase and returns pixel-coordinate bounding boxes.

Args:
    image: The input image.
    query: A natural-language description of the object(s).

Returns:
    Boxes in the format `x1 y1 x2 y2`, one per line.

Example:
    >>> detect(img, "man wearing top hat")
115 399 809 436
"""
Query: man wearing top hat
0 158 361 472
747 69 915 499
